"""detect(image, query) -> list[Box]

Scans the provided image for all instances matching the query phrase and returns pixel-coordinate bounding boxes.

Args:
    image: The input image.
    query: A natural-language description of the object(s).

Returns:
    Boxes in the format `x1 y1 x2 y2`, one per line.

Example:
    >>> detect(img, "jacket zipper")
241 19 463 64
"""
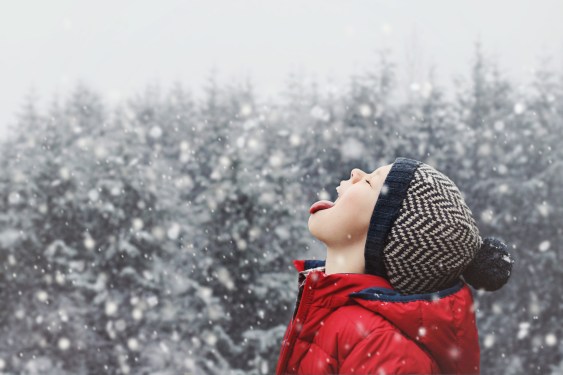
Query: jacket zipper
276 274 315 375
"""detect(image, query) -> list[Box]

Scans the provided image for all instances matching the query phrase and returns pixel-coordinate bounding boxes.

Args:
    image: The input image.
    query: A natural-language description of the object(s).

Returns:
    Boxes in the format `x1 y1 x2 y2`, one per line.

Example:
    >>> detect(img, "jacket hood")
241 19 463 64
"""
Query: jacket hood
293 259 480 374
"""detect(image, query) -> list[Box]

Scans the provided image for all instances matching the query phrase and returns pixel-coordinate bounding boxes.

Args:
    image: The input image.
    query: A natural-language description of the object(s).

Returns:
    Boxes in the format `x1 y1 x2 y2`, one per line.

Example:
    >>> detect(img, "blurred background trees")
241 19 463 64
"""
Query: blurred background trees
0 43 561 374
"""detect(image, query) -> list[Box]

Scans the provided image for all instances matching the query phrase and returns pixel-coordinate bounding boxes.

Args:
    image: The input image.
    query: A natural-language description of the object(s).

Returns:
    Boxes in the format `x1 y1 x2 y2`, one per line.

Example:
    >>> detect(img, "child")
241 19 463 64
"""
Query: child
275 157 514 375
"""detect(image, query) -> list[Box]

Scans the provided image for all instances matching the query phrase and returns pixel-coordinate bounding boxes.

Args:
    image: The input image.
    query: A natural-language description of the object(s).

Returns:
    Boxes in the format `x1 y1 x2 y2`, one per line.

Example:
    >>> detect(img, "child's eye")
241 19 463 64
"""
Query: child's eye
365 180 371 186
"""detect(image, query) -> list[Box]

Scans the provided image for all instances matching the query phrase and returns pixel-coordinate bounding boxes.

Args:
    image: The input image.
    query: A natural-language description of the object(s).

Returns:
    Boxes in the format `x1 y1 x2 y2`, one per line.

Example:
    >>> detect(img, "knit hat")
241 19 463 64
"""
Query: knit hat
364 157 515 295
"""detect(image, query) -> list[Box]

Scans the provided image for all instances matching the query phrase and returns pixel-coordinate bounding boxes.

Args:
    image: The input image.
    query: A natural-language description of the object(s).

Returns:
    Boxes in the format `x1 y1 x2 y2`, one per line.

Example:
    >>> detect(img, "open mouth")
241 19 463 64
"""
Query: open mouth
309 200 335 214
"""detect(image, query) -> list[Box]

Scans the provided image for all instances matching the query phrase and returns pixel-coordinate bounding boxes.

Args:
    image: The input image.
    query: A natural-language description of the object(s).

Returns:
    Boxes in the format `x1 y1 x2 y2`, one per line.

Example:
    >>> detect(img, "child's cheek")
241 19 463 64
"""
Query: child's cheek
334 192 370 225
337 189 368 211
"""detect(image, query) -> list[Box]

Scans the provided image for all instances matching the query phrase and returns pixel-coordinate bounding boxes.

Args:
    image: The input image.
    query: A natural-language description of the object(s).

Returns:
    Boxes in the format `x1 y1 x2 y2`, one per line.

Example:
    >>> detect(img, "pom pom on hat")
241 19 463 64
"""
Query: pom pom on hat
461 236 515 291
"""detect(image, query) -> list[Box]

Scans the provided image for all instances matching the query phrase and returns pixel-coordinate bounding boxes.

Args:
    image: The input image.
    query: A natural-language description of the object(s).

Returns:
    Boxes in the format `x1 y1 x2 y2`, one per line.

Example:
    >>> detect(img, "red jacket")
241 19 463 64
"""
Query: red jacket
275 259 480 375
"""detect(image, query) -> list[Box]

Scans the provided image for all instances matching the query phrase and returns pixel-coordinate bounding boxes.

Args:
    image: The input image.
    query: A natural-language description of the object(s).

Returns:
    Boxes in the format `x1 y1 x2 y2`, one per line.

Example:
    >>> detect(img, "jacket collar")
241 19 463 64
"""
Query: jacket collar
292 259 394 309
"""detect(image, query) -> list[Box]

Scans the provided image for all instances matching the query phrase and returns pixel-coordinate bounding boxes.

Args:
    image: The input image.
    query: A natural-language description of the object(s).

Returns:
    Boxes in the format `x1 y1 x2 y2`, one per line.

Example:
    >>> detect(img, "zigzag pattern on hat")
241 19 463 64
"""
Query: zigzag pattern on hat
383 163 483 294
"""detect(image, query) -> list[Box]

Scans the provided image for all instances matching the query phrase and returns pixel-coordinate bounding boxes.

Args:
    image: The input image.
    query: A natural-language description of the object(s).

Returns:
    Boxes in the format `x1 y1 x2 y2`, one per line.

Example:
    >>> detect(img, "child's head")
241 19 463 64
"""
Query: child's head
309 157 514 295
308 163 393 249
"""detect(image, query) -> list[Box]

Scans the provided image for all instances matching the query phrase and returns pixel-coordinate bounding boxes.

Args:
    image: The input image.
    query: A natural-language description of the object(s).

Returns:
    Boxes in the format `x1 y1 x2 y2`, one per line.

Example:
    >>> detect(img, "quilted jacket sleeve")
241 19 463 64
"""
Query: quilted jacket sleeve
338 328 439 375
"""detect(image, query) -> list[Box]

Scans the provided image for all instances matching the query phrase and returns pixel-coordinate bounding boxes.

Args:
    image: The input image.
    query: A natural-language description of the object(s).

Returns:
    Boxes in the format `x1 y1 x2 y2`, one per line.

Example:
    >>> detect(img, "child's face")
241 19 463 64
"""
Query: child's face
308 163 393 247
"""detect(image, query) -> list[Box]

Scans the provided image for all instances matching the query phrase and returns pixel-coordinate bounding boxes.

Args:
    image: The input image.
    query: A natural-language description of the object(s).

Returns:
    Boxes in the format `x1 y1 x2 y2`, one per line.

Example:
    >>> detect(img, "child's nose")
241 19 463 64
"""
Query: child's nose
341 168 364 188
351 168 364 182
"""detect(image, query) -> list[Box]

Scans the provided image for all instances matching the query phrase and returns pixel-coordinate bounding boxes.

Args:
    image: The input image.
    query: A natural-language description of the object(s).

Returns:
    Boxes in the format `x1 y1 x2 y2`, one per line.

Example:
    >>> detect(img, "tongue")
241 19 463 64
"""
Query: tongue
309 200 335 214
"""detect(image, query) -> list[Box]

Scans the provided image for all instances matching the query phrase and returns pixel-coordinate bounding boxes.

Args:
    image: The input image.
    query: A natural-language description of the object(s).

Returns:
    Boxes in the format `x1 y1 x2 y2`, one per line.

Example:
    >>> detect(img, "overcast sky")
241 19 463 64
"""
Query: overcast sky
1 0 562 138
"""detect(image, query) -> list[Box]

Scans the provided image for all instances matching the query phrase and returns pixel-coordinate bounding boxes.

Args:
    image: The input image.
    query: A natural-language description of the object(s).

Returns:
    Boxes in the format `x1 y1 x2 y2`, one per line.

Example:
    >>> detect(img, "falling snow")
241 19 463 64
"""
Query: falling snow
0 52 560 375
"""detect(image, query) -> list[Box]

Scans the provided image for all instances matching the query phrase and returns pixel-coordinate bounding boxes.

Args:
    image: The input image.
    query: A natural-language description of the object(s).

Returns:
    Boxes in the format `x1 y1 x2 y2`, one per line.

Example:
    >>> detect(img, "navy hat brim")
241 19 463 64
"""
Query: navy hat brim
364 157 422 278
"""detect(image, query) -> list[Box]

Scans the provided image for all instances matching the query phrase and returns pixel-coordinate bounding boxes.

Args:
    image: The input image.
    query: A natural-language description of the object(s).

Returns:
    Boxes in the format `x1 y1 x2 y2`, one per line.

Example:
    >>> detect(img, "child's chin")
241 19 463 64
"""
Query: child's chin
307 216 323 236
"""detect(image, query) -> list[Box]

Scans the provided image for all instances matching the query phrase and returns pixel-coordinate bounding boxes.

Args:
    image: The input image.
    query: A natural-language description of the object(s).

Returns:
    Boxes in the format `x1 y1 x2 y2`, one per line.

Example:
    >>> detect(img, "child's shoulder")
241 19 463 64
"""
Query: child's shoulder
313 304 411 365
320 304 397 339
325 303 385 321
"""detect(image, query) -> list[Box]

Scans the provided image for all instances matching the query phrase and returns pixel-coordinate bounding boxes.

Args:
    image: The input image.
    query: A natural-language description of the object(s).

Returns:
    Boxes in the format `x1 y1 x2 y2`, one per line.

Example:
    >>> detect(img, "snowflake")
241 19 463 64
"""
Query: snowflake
310 106 330 121
58 337 71 351
149 126 163 138
248 138 260 149
198 287 213 300
151 226 165 240
8 192 20 205
448 345 460 359
94 145 107 158
147 295 159 307
494 120 505 131
480 209 494 224
537 202 550 217
358 104 372 117
240 104 253 116
205 332 218 346
545 333 557 346
236 136 246 148
180 152 191 163
269 153 284 168
105 300 118 316
497 184 509 194
127 338 139 351
517 322 530 340
219 156 231 168
84 234 96 250
274 226 290 241
58 309 69 322
418 326 427 337
236 239 247 250
513 103 526 114
36 290 48 302
132 218 144 231
477 143 491 156
184 358 195 370
248 227 262 240
538 240 550 252
167 223 181 240
484 334 495 348
289 134 301 146
132 308 143 321
217 267 235 290
318 189 331 202
160 341 170 353
340 138 364 161
88 189 99 202
59 167 70 180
